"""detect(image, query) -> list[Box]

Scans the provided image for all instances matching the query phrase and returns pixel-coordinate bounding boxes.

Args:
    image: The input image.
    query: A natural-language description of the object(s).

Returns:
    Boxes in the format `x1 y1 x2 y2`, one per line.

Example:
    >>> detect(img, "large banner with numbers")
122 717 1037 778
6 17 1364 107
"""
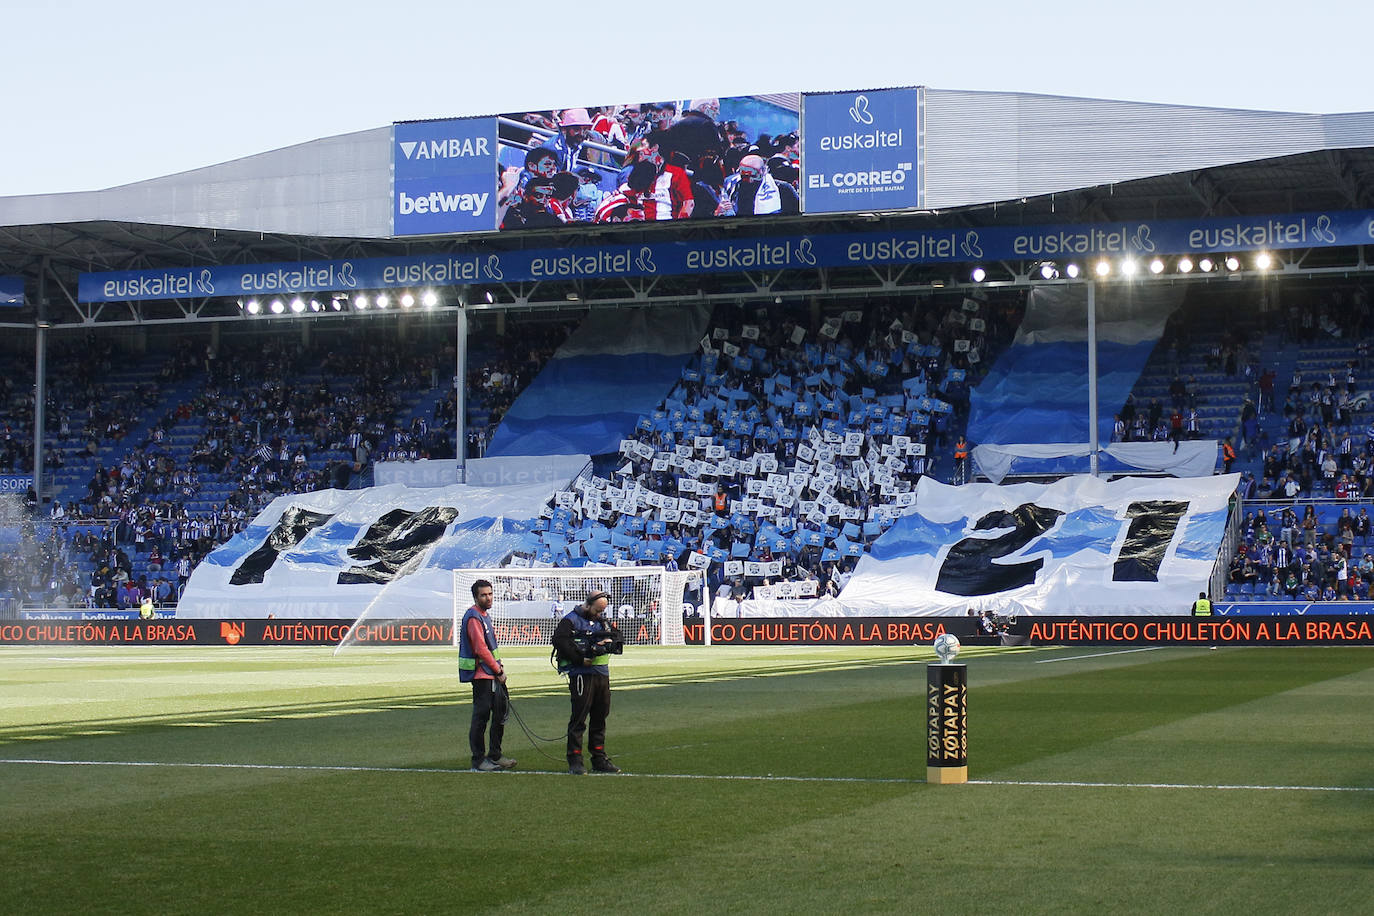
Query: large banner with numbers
176 482 557 619
838 474 1236 616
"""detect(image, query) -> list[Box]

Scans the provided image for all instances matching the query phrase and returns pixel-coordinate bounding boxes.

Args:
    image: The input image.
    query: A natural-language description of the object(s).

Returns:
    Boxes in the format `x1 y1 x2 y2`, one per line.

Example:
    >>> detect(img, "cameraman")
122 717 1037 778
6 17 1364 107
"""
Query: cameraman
553 590 624 775
459 579 515 772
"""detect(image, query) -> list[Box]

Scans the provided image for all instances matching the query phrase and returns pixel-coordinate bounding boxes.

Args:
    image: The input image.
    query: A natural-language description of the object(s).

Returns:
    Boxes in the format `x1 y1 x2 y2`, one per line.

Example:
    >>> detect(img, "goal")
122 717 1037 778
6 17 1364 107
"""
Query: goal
452 567 703 647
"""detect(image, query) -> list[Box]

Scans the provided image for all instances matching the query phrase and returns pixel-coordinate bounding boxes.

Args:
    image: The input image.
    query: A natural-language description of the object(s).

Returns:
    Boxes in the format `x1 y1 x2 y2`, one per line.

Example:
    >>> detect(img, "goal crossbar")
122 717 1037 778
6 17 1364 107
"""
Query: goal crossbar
451 567 702 647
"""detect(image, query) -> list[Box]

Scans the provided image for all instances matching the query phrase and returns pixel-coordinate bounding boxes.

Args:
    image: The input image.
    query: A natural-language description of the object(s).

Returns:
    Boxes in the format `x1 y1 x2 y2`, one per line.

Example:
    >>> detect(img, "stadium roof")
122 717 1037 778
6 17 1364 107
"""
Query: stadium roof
2 89 1374 329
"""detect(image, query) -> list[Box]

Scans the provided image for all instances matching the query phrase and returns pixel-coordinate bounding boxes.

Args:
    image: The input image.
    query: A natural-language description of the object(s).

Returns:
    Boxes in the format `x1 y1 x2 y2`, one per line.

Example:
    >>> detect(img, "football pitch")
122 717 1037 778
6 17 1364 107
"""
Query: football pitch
2 643 1372 914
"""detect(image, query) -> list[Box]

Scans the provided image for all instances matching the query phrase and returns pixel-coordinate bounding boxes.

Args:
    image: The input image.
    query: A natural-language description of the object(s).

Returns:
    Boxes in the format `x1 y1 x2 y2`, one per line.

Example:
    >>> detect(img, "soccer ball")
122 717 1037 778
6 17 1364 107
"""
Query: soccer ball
932 633 961 662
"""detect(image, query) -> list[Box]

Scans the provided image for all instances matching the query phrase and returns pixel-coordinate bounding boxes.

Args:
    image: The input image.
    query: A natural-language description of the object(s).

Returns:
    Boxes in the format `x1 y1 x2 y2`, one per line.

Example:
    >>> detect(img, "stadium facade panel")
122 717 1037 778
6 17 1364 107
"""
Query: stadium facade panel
4 90 1373 240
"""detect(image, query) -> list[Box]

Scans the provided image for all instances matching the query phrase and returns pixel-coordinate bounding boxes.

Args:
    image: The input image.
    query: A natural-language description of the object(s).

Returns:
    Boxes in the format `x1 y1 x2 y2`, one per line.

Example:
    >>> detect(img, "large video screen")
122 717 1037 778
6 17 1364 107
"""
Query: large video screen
494 96 799 230
392 89 925 236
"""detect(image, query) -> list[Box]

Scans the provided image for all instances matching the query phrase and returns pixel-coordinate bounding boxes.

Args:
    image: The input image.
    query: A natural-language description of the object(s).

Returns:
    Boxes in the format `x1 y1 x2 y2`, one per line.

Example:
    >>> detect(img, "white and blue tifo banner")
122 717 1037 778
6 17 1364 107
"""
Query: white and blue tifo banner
76 209 1374 302
176 481 557 619
371 455 591 488
973 441 1219 484
836 474 1236 617
802 87 921 213
967 284 1185 445
486 305 711 457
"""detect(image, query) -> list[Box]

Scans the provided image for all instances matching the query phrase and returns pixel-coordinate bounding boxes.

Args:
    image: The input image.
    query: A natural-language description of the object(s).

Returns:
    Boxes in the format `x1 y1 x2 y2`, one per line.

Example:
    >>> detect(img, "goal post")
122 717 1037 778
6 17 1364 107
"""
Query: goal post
452 567 704 648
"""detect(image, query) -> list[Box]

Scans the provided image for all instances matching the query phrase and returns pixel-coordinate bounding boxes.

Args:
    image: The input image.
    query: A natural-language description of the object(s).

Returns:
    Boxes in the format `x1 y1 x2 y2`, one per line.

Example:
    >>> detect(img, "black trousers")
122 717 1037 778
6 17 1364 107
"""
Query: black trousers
566 671 611 762
469 679 508 766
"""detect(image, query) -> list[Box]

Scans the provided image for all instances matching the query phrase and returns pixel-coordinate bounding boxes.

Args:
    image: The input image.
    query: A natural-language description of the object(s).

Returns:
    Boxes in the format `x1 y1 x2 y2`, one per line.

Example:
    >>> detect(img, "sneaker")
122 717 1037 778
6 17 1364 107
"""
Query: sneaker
591 758 621 774
489 756 517 770
471 759 500 772
568 759 586 775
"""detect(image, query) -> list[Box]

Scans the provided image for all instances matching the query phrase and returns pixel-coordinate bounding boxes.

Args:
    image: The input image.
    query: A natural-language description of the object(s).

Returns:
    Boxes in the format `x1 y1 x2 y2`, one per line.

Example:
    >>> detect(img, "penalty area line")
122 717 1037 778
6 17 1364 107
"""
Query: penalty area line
2 759 1369 792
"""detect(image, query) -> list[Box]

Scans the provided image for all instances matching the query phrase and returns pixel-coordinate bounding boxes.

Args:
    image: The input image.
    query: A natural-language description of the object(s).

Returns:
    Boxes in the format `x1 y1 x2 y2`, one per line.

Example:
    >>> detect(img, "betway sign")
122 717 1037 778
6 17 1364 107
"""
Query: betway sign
393 117 497 235
78 209 1374 302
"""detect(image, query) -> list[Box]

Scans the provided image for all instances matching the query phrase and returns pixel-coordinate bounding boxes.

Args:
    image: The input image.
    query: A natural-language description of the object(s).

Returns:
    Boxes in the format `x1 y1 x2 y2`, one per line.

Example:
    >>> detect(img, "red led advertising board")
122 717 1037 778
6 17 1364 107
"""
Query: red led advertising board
1 616 1369 647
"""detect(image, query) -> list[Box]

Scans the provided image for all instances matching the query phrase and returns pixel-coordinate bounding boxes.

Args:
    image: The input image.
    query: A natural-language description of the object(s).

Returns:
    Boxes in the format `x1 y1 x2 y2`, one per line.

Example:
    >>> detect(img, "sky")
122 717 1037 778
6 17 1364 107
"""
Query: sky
4 0 1372 198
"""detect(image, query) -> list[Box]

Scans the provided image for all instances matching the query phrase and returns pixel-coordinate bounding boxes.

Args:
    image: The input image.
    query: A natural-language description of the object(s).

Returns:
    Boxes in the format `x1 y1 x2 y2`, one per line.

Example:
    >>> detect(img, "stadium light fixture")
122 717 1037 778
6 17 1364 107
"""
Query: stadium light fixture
971 266 986 283
400 292 415 309
484 290 495 304
422 290 439 308
245 299 261 315
1178 257 1194 274
1039 262 1059 280
309 299 322 312
376 293 390 308
1094 260 1111 277
270 299 285 314
1225 255 1241 272
290 297 306 314
1065 263 1081 279
1120 259 1138 276
1198 257 1215 273
330 296 345 311
1149 258 1165 274
1256 251 1273 270
354 294 370 310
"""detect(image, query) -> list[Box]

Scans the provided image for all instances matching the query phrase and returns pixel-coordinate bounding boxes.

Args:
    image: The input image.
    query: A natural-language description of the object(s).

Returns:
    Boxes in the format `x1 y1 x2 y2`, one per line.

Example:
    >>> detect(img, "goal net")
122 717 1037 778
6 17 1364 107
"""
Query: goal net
452 567 702 647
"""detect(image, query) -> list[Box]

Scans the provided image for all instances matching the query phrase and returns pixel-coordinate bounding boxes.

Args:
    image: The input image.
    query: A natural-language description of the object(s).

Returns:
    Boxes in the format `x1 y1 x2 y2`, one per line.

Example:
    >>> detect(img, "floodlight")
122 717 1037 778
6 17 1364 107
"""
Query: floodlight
246 300 261 315
1120 259 1138 276
270 299 285 314
290 297 306 313
1178 257 1194 273
1256 252 1273 270
354 294 370 309
1199 258 1215 273
971 267 986 283
1225 256 1241 271
1065 263 1080 279
485 290 495 304
422 290 439 308
1094 260 1111 277
1039 262 1059 280
1149 258 1165 274
376 293 390 308
400 292 415 308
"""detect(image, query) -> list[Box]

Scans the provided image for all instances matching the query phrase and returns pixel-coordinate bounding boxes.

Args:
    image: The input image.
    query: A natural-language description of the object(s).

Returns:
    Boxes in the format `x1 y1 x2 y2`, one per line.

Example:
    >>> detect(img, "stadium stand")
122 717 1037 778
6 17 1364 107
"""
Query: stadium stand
7 278 1374 613
504 292 1022 597
0 312 576 610
4 88 1374 619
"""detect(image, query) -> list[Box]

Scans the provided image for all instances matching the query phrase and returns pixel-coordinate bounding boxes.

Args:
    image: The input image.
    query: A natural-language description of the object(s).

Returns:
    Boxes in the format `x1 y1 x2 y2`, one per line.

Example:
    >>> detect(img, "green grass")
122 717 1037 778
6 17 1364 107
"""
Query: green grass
2 645 1372 914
